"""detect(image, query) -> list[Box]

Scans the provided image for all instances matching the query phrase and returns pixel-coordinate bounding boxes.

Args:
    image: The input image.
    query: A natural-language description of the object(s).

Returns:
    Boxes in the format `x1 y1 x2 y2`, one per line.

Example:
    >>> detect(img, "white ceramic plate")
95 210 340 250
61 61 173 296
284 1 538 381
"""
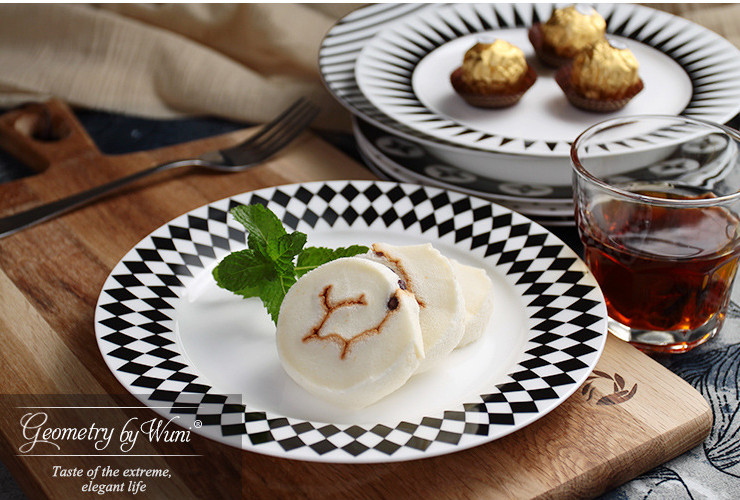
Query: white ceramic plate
322 3 740 158
352 116 574 210
95 181 607 463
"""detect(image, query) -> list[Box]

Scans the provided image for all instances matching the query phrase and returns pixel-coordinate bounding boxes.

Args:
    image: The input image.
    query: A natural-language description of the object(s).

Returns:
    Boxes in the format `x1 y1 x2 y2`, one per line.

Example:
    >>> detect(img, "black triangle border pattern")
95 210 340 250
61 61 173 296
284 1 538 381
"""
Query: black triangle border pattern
321 3 740 155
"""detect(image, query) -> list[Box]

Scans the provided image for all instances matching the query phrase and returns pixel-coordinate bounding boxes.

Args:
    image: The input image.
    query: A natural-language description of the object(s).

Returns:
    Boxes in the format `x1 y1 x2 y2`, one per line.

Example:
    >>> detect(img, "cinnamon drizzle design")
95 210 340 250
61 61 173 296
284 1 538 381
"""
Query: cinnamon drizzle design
302 285 402 359
372 245 426 308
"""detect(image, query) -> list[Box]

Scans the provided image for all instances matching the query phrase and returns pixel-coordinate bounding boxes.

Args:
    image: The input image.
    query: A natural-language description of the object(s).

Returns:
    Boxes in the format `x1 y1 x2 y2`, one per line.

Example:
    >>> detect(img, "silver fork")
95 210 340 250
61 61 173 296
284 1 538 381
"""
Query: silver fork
0 98 319 239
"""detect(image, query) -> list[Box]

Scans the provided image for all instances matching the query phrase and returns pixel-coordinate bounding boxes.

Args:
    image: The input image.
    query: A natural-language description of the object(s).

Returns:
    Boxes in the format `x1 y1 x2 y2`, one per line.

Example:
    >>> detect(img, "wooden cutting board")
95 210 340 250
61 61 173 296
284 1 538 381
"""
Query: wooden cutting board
0 100 711 499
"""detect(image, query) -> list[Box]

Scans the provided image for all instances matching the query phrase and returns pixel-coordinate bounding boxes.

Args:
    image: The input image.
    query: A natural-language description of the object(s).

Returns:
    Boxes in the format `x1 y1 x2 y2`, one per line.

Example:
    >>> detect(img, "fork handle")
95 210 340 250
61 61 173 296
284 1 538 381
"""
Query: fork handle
0 159 195 239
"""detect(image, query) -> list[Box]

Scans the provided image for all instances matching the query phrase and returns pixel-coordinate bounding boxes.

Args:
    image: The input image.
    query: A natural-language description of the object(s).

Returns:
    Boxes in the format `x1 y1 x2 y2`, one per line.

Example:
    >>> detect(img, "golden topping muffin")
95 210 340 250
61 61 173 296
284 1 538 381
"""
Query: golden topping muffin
460 40 528 91
529 4 606 67
451 39 537 108
571 38 640 99
555 38 643 112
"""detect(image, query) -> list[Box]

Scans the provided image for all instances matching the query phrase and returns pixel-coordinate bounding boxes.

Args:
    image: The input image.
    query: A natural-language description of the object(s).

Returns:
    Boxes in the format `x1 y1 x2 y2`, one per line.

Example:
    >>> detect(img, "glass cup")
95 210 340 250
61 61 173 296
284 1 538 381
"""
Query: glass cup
571 115 740 354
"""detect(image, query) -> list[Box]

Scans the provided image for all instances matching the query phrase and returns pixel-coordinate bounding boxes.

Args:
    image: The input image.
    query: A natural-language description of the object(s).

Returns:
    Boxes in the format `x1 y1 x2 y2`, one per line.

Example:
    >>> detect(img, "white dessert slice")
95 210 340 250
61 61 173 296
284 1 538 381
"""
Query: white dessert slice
276 257 423 408
449 259 494 348
366 243 465 372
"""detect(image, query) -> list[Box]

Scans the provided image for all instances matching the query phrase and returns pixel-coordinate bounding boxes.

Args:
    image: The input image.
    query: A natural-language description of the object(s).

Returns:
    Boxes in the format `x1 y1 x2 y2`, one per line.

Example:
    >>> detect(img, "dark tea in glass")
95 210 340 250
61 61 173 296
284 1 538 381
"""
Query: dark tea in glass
572 115 740 353
578 191 740 352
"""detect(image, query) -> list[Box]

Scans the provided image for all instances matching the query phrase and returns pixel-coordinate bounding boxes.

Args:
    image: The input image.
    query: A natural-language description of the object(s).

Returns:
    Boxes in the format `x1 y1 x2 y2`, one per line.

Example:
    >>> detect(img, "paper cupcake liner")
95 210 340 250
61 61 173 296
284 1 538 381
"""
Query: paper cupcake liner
555 64 644 112
450 67 537 109
528 23 573 68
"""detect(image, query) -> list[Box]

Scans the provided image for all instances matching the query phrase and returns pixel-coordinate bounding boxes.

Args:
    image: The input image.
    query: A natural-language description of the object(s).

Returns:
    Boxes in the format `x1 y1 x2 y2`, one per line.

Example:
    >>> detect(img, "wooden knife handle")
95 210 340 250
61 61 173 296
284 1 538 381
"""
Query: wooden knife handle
0 98 99 172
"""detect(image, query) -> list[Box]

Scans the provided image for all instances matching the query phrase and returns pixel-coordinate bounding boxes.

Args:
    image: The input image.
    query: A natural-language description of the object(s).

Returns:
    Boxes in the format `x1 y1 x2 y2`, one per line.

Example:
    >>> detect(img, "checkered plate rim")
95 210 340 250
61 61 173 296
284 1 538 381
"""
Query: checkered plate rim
94 181 607 463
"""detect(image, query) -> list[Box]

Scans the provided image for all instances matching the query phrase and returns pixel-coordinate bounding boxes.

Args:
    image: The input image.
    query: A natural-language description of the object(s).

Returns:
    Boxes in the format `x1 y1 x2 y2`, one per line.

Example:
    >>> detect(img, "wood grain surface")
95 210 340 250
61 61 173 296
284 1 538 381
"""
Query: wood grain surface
0 100 711 499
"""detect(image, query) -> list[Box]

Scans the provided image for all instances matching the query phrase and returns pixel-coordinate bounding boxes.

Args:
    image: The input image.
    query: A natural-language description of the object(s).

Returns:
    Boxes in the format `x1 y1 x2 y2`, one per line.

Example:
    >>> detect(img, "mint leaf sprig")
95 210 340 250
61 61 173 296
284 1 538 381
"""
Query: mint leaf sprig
212 204 368 324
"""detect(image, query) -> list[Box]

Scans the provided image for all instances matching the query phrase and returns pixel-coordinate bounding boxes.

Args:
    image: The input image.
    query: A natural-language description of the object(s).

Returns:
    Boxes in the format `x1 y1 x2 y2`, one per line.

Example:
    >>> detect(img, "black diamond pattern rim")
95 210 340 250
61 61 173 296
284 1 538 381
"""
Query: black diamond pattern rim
95 181 607 462
320 3 740 156
355 146 577 228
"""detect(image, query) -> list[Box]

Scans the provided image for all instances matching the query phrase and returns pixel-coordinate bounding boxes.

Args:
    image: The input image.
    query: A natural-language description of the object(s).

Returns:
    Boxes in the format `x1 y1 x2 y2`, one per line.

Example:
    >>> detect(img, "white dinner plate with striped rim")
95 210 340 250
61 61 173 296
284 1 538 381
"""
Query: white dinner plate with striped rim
352 116 574 207
321 3 740 162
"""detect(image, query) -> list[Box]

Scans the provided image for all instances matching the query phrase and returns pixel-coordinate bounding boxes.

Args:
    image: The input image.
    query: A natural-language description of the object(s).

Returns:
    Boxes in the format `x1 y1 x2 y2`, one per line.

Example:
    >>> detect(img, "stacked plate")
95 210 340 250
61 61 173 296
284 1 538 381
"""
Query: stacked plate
319 3 740 226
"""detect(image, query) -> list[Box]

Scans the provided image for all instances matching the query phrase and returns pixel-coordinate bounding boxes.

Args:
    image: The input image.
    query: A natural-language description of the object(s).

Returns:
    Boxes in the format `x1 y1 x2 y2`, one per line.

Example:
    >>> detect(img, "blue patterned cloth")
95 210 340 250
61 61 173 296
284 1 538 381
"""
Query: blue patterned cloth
601 289 740 499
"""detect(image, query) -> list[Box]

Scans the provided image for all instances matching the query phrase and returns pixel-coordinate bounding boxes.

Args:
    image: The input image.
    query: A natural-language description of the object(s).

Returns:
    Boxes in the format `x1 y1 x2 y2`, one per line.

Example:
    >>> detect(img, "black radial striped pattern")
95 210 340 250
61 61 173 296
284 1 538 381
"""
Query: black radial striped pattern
320 3 740 156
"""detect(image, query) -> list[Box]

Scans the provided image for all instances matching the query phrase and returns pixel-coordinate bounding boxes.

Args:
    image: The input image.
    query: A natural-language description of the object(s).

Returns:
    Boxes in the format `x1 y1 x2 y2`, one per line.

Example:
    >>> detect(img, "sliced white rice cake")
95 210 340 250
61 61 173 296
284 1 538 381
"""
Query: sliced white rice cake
449 259 494 348
276 257 423 408
366 243 465 373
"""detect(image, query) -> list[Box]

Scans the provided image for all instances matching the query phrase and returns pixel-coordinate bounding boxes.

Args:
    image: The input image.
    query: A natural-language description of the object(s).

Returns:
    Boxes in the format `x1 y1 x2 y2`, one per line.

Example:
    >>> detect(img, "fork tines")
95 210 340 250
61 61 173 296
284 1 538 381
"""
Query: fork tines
222 98 320 165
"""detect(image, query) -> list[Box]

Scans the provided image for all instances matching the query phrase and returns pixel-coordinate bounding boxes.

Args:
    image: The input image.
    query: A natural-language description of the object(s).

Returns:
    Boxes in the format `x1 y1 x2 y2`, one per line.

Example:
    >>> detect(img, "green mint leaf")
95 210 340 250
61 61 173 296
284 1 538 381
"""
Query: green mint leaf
268 231 307 274
215 203 368 325
247 232 268 256
230 204 286 251
258 274 297 324
212 249 276 293
295 245 369 277
225 283 261 300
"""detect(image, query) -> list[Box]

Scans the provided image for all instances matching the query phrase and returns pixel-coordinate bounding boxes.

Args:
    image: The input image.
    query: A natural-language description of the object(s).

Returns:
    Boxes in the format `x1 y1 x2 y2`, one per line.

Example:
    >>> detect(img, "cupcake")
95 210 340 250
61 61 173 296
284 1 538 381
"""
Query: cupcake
529 4 606 68
450 39 537 108
555 38 644 112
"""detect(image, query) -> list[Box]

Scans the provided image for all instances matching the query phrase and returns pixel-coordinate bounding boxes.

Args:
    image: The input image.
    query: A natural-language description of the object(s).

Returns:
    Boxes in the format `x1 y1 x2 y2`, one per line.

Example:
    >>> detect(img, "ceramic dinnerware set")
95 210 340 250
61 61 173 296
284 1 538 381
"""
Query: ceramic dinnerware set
319 3 740 226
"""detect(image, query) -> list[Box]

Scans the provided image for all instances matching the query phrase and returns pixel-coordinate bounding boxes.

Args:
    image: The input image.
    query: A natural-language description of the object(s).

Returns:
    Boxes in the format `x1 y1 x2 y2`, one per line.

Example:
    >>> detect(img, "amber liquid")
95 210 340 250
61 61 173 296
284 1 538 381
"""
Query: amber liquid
579 192 740 334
